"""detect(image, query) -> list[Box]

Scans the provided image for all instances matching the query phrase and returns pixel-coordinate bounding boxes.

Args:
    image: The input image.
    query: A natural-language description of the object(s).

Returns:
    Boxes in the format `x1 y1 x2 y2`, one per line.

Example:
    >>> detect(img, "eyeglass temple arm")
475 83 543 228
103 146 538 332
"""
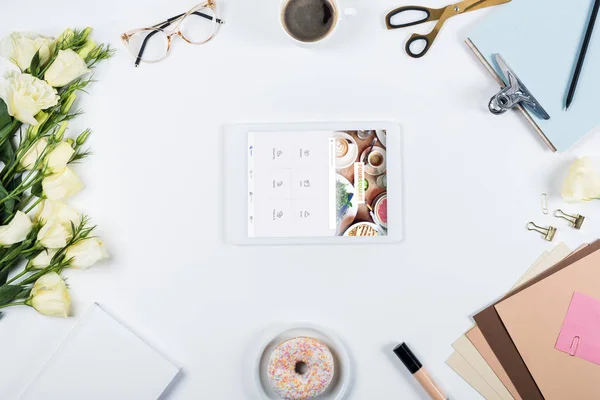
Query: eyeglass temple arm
135 11 225 67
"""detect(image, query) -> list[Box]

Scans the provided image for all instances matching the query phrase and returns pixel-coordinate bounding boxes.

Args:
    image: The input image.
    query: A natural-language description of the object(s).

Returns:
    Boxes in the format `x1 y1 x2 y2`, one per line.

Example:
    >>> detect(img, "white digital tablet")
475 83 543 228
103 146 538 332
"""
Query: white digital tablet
224 122 403 245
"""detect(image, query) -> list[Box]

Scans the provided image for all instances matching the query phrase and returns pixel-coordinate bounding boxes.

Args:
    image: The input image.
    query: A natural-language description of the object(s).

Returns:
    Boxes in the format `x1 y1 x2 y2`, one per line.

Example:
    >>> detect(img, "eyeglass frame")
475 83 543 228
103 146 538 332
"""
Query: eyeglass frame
121 1 224 67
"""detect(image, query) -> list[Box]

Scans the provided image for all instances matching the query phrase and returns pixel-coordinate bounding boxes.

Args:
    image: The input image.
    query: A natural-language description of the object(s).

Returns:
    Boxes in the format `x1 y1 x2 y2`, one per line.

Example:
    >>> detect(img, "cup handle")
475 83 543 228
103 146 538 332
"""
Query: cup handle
343 7 357 17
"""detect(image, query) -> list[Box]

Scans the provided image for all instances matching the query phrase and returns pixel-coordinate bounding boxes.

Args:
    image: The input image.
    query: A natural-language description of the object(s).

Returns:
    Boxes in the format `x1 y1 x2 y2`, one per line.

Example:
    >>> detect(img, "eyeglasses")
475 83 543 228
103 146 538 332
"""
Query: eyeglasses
121 1 224 67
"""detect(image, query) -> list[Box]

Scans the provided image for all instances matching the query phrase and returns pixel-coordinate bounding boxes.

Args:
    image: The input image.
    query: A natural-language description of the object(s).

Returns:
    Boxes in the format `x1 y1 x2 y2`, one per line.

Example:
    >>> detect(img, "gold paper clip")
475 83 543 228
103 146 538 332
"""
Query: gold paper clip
527 222 557 241
554 209 585 230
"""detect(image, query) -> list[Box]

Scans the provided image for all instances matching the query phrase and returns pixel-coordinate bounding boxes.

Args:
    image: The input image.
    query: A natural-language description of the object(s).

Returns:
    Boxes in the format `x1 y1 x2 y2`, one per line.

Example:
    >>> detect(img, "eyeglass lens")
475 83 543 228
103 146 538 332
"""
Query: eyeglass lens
125 7 219 63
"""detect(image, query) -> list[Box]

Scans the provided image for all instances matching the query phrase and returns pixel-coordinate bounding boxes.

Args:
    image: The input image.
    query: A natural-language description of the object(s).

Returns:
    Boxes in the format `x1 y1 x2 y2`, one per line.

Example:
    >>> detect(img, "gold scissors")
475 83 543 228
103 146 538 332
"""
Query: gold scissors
385 0 511 58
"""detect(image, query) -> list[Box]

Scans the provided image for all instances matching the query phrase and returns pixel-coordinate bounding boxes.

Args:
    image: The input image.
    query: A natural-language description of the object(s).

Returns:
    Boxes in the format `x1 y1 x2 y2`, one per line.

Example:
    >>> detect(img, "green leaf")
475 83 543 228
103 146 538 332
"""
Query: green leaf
0 176 22 222
0 285 23 306
29 50 41 77
0 184 9 204
31 180 43 198
0 99 11 131
6 175 21 193
0 183 14 220
0 138 15 166
15 288 31 300
0 120 18 142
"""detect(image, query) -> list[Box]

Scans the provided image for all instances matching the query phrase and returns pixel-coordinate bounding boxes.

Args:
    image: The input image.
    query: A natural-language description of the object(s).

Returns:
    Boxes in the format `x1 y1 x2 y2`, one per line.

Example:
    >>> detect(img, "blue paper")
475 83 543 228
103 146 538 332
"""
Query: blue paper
469 0 600 151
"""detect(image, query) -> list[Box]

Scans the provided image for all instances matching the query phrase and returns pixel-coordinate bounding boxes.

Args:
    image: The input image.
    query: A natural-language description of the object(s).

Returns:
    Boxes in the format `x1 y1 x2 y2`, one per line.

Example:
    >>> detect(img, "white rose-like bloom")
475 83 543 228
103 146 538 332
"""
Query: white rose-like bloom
0 71 59 125
44 49 90 88
46 142 74 173
35 199 80 226
65 238 108 269
0 57 20 81
30 248 58 269
42 167 83 200
37 218 72 249
0 32 55 71
562 157 600 202
0 211 33 246
20 138 47 170
29 272 70 317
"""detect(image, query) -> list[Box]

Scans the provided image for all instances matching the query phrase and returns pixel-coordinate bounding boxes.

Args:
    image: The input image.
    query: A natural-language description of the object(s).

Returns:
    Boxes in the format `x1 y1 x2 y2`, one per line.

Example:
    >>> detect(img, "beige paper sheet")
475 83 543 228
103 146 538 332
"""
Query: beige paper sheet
452 336 514 399
467 327 521 400
448 243 571 399
446 352 502 400
495 247 600 399
464 242 574 400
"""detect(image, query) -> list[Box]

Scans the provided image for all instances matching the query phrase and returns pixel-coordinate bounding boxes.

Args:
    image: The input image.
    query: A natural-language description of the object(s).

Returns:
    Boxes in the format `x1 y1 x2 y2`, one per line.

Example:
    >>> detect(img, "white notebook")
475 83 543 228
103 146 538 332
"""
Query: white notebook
20 304 180 400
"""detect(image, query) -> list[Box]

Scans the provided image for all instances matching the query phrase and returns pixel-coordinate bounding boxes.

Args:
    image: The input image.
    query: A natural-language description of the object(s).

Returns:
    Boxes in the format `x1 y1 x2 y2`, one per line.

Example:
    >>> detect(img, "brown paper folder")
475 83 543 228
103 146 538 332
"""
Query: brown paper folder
495 248 600 399
473 242 599 400
467 327 521 400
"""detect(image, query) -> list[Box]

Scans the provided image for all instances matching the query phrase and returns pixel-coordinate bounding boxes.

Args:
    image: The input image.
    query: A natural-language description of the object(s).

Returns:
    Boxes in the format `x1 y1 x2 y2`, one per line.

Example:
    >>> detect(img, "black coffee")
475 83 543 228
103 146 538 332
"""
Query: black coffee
282 0 337 43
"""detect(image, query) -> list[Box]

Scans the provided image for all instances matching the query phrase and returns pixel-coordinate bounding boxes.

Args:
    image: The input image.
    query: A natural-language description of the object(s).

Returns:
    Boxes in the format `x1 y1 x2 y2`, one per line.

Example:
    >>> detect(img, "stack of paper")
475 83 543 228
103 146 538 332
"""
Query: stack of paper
447 243 581 399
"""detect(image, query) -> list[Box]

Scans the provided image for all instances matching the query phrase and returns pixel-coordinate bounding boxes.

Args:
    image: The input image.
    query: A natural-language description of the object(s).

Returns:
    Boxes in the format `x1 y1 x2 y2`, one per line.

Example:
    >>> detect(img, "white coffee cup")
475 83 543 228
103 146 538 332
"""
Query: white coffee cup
279 0 357 45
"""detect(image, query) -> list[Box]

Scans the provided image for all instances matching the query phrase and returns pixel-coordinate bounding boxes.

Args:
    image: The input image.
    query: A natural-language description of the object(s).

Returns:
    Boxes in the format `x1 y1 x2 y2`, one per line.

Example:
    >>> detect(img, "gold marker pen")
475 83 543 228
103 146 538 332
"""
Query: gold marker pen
393 343 449 400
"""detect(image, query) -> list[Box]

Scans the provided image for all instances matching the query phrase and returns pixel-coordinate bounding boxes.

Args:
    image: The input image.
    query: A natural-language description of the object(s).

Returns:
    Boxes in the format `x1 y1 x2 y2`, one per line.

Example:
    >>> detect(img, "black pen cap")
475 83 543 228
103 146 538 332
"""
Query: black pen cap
393 342 423 374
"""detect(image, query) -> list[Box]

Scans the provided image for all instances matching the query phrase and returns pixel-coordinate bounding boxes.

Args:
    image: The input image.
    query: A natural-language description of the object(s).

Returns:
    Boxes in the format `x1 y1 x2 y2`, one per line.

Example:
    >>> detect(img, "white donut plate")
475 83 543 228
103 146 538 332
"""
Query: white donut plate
254 323 353 400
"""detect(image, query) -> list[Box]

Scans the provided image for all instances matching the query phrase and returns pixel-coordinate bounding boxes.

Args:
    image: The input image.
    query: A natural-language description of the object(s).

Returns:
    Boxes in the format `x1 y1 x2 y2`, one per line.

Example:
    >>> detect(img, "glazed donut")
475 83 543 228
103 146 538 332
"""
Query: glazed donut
267 337 335 400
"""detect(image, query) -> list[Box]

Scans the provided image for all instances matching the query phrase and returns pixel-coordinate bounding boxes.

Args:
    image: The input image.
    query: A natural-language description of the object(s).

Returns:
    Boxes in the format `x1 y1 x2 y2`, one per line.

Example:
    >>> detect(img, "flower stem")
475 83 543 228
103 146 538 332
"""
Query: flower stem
20 269 48 286
0 301 26 310
5 269 28 285
16 193 35 211
24 197 44 214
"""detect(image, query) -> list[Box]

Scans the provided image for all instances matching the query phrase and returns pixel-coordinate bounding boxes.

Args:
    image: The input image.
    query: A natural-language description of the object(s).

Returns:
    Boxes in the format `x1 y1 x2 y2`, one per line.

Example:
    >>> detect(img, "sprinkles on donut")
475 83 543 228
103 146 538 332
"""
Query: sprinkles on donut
267 337 335 400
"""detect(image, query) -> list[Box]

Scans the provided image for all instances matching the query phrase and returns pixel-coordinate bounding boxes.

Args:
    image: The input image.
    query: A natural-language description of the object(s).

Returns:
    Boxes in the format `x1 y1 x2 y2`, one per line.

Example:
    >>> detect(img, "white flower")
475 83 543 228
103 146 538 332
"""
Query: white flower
65 238 108 269
562 157 600 202
42 167 83 200
44 49 90 88
37 218 72 249
0 57 20 81
35 199 80 226
29 272 70 317
30 248 58 269
0 70 58 125
0 32 55 71
20 138 47 170
46 142 74 173
0 211 32 246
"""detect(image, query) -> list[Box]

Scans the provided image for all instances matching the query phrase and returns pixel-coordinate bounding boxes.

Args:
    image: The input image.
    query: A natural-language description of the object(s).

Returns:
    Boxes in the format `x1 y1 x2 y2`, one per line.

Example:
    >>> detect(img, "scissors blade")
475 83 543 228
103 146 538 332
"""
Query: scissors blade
460 0 512 14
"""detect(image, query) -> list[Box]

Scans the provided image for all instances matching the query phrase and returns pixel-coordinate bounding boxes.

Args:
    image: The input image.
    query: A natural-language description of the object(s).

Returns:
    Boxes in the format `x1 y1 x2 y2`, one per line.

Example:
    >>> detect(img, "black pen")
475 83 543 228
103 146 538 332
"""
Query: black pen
566 0 600 109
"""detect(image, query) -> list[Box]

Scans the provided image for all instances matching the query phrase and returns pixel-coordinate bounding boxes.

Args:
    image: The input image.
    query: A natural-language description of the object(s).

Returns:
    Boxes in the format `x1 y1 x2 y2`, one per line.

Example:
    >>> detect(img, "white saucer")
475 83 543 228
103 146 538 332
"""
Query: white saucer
359 147 386 176
254 323 353 400
334 132 359 170
375 130 387 148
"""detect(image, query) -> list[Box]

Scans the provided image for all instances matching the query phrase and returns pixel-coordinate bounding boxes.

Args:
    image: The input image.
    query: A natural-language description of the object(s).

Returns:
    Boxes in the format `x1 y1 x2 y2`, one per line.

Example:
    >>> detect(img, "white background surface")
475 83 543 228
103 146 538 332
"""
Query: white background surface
1 0 600 399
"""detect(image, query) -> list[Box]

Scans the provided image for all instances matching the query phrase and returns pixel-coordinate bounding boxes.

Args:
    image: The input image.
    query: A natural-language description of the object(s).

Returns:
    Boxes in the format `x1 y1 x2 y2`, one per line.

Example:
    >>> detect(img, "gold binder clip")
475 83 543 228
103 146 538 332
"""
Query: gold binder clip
527 222 557 242
554 209 585 230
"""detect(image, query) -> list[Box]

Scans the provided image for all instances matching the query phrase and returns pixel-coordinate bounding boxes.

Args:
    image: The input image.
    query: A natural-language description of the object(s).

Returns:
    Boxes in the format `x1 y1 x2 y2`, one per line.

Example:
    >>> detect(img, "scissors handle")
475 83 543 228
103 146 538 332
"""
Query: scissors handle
385 5 444 29
405 32 435 58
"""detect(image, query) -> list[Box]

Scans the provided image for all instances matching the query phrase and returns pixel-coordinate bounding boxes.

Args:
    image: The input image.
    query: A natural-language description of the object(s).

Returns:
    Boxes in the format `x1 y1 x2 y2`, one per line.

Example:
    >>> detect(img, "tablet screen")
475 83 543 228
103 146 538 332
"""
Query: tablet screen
248 129 388 238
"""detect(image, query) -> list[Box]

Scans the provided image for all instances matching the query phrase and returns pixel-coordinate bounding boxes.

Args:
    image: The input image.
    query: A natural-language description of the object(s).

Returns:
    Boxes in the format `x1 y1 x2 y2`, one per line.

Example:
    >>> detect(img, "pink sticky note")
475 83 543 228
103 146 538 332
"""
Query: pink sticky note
555 292 600 365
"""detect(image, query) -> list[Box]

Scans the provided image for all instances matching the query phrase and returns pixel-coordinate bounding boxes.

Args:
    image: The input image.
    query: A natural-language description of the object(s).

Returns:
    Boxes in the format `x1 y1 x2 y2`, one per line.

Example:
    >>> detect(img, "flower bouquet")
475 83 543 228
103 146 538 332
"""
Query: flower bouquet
0 28 112 318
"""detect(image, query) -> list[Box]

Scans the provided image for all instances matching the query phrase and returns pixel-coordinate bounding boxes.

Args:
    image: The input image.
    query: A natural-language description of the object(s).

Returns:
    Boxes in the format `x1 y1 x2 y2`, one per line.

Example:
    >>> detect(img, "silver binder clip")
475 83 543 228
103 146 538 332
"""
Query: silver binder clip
489 54 551 120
